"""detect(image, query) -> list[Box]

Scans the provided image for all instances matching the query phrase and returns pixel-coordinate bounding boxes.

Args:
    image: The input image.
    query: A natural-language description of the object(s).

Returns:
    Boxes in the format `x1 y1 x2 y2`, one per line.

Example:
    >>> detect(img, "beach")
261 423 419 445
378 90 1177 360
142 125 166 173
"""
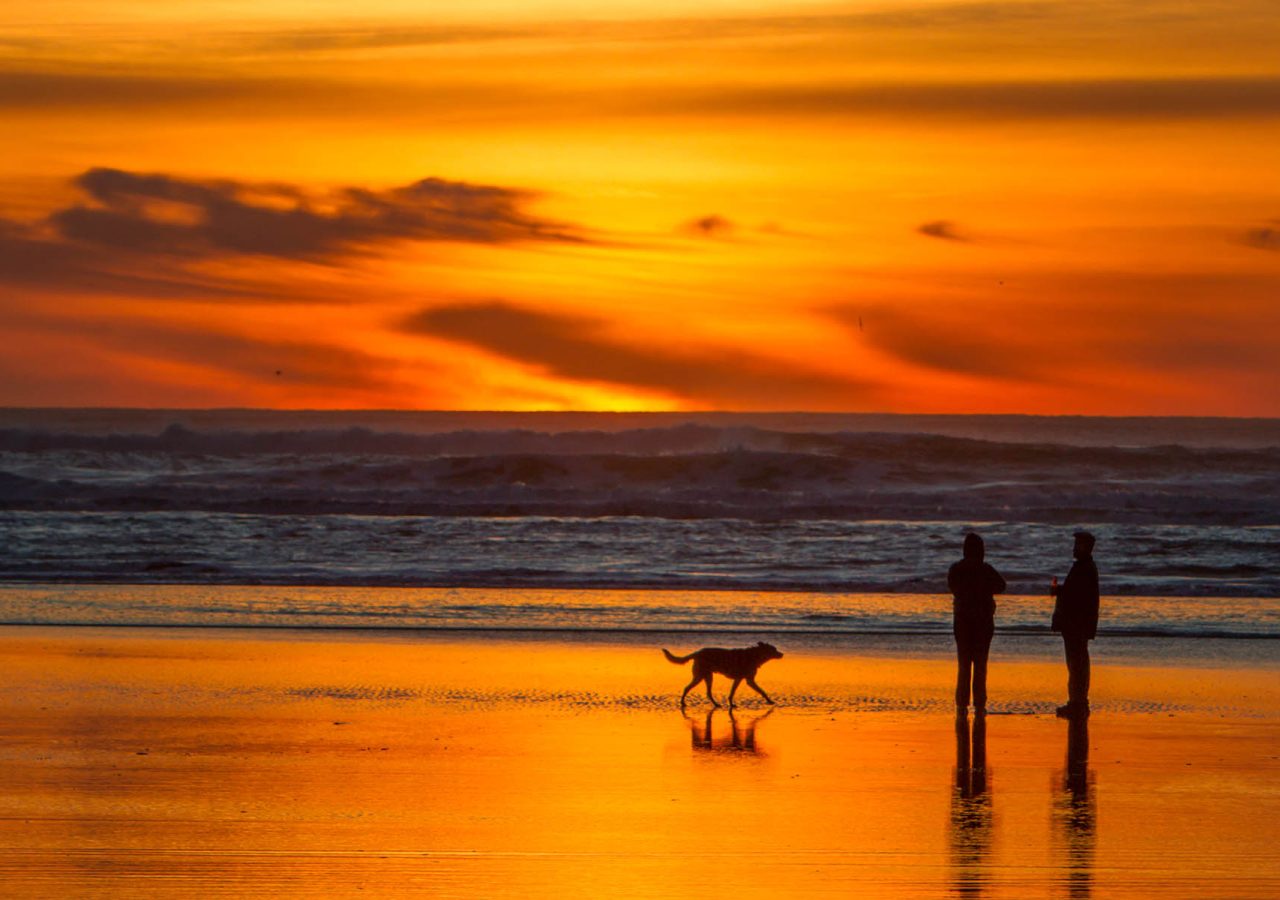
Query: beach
2 626 1277 898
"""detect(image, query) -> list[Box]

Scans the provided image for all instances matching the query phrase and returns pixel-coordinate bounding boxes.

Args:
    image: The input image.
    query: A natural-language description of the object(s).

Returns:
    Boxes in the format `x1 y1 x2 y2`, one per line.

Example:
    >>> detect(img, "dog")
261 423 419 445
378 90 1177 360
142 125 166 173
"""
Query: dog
662 642 784 709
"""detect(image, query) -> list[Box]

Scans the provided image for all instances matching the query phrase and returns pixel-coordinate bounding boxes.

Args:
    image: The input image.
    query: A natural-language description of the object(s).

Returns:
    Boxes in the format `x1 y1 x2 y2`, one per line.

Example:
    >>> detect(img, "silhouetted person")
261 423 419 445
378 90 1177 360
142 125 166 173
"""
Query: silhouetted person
950 711 991 897
948 533 1006 714
1050 532 1100 718
1053 715 1096 898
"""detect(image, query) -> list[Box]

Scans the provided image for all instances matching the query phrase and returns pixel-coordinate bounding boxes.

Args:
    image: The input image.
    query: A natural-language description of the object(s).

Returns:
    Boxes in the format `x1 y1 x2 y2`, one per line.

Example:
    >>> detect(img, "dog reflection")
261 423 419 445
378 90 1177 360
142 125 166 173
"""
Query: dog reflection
686 708 773 754
950 712 991 897
1053 715 1096 899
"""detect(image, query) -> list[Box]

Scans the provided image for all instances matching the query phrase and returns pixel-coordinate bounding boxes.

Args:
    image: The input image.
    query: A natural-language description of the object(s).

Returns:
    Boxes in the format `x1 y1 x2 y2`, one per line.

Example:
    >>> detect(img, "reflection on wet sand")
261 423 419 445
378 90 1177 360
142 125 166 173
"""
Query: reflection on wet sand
1053 716 1096 899
685 708 773 754
950 712 991 897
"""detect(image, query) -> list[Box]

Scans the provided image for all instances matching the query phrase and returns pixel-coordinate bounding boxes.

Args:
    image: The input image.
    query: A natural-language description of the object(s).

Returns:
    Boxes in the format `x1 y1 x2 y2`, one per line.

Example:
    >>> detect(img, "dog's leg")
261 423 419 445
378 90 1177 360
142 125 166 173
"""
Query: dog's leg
728 677 742 708
704 674 720 708
746 677 775 705
680 677 699 709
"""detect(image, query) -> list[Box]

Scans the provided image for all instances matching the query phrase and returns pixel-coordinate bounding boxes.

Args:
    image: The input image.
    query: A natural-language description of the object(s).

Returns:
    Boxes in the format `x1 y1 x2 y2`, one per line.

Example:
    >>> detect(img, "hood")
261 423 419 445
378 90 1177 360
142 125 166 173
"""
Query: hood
963 533 985 562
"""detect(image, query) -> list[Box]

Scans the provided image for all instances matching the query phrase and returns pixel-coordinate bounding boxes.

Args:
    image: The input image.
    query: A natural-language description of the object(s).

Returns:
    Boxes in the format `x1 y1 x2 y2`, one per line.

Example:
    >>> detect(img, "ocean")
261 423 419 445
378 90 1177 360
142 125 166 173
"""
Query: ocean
1 409 1277 655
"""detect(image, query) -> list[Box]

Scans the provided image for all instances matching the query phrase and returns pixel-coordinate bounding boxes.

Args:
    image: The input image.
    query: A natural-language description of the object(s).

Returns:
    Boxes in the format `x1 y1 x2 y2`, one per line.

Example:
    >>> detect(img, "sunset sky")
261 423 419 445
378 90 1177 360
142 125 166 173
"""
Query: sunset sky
2 0 1278 414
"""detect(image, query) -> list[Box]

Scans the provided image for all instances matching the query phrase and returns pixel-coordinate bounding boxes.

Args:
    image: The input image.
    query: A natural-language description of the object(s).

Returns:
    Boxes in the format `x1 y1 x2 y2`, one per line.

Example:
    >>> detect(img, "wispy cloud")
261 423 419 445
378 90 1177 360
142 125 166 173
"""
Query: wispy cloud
830 270 1280 383
403 302 872 407
10 66 1280 123
830 305 1053 382
7 309 411 394
658 77 1280 122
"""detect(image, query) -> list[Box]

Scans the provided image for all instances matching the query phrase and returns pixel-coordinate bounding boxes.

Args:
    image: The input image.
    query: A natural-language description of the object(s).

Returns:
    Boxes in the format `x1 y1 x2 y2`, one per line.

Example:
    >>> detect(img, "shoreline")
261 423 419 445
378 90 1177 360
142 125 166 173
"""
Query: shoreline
5 576 1280 600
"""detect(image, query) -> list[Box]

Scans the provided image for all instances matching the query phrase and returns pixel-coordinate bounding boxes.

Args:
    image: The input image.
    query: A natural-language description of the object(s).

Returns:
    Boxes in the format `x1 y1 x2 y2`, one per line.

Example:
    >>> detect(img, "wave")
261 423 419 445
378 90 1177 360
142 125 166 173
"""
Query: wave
2 422 1277 524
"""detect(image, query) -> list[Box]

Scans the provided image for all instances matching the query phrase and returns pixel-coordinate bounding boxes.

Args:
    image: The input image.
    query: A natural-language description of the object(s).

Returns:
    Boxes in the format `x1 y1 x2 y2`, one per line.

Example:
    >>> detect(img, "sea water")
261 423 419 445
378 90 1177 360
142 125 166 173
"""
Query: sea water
1 410 1276 654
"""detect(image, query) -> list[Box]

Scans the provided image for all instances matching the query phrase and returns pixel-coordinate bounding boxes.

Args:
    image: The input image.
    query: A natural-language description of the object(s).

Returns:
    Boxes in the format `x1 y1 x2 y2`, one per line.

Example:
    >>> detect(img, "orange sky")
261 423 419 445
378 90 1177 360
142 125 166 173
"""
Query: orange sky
2 0 1279 413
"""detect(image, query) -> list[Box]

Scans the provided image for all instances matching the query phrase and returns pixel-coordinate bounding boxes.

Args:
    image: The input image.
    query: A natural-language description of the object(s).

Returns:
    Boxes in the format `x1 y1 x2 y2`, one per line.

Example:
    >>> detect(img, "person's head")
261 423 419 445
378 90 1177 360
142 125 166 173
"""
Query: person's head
963 532 985 562
1073 531 1096 559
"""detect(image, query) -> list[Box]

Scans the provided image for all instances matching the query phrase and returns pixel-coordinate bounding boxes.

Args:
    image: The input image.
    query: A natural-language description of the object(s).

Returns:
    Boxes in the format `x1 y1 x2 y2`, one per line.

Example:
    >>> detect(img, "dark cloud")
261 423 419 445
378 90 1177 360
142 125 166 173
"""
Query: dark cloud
0 168 593 303
830 306 1052 382
8 70 1280 126
682 215 736 238
1242 221 1280 251
49 167 586 261
0 216 280 300
917 220 969 242
403 302 871 407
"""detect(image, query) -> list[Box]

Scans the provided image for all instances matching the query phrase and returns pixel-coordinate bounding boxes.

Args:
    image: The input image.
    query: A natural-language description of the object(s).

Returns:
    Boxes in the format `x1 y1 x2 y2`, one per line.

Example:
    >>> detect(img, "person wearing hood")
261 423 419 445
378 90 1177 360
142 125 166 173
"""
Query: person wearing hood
948 533 1007 715
1050 532 1101 719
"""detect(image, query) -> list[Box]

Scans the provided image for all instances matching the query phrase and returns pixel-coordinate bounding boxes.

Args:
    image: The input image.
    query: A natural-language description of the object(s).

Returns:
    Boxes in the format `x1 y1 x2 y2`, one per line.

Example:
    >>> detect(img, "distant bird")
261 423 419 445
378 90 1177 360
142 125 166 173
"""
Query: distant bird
274 370 283 377
858 316 864 331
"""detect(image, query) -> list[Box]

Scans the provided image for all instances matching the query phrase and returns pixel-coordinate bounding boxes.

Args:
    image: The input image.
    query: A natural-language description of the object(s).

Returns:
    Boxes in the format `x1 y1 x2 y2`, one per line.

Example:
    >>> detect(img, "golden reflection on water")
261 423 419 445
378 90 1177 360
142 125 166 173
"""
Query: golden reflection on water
950 712 992 898
1053 716 1097 900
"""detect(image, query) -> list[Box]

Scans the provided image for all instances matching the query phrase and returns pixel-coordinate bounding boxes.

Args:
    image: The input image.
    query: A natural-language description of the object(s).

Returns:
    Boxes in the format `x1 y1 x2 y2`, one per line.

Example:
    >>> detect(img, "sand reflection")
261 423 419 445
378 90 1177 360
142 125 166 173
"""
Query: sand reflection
685 708 773 755
1053 716 1096 899
950 712 992 897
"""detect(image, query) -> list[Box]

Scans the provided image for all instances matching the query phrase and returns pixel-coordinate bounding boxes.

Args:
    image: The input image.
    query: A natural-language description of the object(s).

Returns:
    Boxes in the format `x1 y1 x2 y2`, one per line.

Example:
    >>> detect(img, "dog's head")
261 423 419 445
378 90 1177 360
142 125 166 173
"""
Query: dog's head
755 641 783 661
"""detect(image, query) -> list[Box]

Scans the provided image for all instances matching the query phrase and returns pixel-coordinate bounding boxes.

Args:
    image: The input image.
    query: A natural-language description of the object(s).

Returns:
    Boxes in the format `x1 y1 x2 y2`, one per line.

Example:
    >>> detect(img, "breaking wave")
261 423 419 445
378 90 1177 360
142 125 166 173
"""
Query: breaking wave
1 419 1277 525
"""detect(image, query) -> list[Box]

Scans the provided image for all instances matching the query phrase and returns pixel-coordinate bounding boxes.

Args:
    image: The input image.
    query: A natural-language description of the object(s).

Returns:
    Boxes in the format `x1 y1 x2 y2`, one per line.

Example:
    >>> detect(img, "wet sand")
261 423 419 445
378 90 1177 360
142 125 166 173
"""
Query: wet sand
1 627 1278 898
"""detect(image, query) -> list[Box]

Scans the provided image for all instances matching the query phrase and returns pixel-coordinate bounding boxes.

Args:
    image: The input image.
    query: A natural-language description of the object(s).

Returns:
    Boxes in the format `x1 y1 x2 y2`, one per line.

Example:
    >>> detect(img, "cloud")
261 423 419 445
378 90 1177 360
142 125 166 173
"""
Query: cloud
1243 221 1280 251
49 167 586 262
0 216 280 300
12 311 408 393
661 76 1280 122
15 70 1280 123
682 215 736 238
123 326 406 391
917 220 969 242
830 306 1053 382
0 168 594 303
829 270 1280 382
403 302 871 407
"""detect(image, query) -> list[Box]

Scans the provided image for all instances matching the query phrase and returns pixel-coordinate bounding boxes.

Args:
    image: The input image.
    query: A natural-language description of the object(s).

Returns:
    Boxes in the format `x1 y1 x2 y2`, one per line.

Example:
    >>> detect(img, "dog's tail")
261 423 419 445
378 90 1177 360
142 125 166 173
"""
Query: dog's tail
662 648 694 665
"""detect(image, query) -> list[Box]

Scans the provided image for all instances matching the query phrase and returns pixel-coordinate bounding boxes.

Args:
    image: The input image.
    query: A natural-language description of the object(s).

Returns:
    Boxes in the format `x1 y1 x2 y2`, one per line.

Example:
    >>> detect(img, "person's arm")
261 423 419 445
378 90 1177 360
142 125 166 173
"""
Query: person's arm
1085 561 1101 637
987 565 1007 595
1058 562 1082 604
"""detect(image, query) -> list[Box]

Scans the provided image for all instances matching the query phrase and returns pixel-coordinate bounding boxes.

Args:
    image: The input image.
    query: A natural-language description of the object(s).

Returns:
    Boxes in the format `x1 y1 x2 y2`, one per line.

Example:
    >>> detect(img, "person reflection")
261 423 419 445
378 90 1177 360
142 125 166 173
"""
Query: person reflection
949 711 992 897
1052 715 1096 899
686 708 772 754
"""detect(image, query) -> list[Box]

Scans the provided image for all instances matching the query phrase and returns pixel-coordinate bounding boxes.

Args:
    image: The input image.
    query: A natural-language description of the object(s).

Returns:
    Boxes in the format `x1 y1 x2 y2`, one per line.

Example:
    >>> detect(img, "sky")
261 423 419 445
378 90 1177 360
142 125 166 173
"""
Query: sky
2 0 1278 414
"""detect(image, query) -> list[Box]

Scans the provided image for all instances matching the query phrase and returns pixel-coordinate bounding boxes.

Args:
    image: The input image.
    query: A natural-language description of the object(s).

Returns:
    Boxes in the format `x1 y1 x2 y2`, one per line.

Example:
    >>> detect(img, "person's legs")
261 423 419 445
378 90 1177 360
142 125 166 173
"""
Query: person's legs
955 646 973 708
1059 634 1091 716
971 629 993 712
1067 635 1091 708
955 625 975 709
